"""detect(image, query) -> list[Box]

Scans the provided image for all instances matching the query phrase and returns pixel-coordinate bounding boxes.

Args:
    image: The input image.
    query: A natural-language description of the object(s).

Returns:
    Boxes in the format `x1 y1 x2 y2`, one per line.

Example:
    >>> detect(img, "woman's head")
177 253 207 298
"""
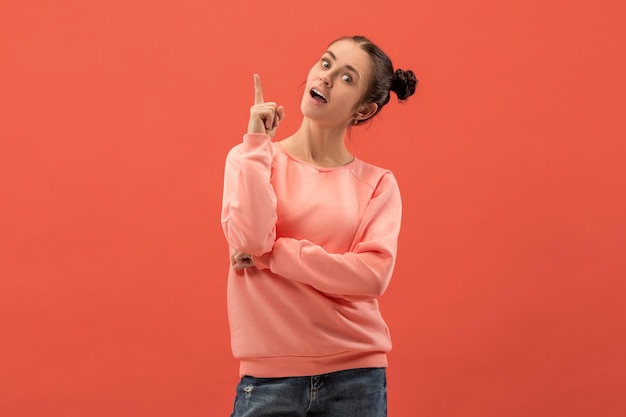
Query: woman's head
341 36 418 124
301 36 418 128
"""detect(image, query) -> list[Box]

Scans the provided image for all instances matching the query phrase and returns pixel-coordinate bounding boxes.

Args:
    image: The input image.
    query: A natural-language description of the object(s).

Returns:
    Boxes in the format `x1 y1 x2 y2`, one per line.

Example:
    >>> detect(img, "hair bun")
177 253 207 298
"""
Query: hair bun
391 69 418 100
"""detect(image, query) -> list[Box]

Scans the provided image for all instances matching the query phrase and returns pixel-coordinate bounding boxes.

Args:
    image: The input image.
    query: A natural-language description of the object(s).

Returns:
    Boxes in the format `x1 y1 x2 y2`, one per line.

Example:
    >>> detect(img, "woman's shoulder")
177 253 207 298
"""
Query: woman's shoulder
351 157 394 178
348 159 399 193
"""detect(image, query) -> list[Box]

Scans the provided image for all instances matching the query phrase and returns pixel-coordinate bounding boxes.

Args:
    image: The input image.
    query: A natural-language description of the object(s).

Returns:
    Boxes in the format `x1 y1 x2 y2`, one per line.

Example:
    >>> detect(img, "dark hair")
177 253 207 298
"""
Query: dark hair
332 36 418 124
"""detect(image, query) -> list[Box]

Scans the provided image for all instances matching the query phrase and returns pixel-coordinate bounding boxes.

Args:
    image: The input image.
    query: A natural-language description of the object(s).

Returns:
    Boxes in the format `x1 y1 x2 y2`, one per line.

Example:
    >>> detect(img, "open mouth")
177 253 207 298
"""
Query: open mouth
310 88 327 103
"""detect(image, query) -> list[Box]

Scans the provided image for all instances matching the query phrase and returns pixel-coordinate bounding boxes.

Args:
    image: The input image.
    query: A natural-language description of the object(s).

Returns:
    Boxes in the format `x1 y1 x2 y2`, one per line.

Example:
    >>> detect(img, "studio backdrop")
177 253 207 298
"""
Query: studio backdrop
1 0 624 416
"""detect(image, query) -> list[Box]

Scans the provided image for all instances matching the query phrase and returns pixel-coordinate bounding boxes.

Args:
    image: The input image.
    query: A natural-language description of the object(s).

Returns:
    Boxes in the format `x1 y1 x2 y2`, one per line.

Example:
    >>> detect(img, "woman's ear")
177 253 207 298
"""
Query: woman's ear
356 102 378 122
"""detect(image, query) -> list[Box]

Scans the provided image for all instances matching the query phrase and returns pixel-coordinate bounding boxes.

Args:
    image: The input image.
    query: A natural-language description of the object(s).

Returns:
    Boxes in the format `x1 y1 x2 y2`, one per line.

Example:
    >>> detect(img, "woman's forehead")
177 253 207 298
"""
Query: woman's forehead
324 40 371 70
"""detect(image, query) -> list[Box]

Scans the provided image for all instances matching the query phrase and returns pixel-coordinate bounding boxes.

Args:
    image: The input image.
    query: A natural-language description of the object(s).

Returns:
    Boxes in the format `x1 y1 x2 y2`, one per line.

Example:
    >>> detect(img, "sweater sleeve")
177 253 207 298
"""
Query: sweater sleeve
253 172 402 301
221 133 277 256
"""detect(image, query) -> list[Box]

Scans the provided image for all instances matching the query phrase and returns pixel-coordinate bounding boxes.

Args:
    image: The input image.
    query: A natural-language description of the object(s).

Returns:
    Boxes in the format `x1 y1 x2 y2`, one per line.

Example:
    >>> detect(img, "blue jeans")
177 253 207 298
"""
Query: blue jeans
230 367 387 417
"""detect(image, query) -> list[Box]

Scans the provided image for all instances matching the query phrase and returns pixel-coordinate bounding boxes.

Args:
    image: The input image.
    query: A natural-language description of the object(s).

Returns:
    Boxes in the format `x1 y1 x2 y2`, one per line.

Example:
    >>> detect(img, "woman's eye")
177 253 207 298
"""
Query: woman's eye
321 59 330 68
342 74 352 83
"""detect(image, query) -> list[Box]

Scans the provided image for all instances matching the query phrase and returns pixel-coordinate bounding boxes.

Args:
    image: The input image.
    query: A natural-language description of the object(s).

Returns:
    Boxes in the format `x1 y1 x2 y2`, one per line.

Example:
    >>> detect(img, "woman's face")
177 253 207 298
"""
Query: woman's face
301 39 375 128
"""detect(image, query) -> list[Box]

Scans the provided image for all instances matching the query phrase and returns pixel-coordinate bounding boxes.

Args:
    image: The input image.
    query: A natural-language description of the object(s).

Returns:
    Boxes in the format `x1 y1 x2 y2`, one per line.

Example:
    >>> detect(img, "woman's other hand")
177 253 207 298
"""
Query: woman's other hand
230 249 255 271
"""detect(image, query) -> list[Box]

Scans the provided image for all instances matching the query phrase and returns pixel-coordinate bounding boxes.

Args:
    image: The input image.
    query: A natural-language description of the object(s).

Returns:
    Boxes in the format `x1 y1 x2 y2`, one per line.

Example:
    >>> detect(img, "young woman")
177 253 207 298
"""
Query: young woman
221 35 417 417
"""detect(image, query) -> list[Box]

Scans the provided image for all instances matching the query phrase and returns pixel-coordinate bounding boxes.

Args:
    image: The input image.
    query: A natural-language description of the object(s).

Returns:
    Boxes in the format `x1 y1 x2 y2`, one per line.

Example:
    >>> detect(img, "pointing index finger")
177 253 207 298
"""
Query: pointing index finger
254 74 264 105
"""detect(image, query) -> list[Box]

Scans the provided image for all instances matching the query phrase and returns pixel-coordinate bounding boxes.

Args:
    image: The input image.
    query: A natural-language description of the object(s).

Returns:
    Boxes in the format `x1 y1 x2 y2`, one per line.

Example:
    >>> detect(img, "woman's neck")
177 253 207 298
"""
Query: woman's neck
280 118 354 167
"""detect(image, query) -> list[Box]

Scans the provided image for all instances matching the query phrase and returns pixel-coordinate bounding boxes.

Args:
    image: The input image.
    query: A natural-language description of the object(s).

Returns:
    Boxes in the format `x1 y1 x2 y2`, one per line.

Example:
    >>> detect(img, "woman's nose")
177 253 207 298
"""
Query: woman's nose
320 75 332 87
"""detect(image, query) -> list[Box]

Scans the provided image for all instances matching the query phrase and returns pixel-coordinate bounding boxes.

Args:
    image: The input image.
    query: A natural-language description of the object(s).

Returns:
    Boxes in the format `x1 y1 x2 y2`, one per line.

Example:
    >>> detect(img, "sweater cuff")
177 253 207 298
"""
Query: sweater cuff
243 133 271 143
253 252 271 270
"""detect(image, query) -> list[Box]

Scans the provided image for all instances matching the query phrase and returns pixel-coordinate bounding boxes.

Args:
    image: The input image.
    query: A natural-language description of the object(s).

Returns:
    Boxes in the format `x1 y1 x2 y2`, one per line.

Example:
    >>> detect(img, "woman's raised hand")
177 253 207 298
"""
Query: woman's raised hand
248 74 285 138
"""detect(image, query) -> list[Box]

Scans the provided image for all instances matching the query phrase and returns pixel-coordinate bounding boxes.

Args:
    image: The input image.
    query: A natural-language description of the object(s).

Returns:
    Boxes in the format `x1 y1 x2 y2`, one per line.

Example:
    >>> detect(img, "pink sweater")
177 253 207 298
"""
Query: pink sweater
221 133 402 377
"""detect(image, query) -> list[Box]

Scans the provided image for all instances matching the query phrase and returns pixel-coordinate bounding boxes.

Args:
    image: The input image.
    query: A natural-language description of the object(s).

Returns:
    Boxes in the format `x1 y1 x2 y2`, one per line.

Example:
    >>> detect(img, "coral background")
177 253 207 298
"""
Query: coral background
1 0 624 416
